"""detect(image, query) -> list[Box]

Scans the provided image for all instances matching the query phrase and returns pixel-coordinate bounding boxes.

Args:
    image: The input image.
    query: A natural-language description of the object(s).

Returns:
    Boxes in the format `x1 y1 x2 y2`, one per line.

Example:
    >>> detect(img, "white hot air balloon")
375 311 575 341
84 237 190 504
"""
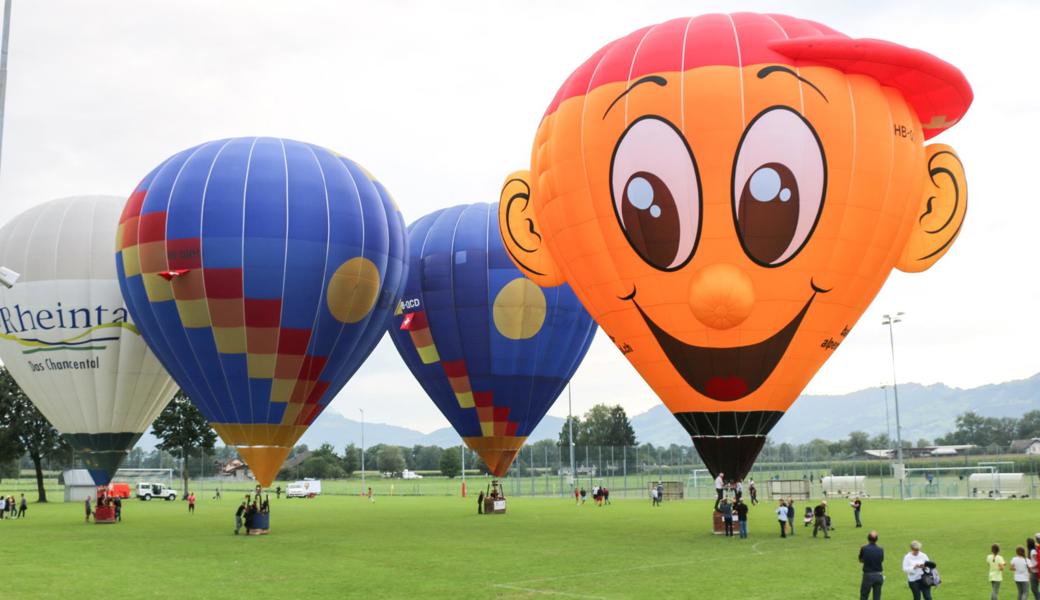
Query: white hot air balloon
0 196 178 485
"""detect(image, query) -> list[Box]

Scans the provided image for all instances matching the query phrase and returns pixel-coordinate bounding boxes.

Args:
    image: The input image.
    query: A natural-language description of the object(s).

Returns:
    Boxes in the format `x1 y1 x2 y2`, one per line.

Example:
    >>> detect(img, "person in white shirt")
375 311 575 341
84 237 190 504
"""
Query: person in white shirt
776 500 788 538
902 540 933 600
714 472 725 510
1010 546 1031 600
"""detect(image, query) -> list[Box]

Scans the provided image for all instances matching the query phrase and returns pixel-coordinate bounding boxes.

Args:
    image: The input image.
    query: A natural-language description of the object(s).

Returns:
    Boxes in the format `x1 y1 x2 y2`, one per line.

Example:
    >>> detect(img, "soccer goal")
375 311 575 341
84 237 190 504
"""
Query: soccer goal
900 465 1024 499
767 479 810 500
113 468 174 488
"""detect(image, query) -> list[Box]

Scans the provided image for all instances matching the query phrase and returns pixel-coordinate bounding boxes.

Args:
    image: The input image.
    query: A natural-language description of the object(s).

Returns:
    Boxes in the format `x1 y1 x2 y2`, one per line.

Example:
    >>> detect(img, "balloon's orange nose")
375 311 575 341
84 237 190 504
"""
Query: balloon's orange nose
688 264 755 329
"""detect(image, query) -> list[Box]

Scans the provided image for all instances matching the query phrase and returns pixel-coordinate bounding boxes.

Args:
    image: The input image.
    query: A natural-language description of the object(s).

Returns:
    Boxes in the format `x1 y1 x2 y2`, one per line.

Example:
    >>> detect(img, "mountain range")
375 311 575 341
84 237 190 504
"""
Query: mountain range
137 373 1040 451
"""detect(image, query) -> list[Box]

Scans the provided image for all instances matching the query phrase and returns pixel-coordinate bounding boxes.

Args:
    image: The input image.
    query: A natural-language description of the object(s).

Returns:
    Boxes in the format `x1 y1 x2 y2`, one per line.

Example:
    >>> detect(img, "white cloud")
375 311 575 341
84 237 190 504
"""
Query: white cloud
3 1 1035 432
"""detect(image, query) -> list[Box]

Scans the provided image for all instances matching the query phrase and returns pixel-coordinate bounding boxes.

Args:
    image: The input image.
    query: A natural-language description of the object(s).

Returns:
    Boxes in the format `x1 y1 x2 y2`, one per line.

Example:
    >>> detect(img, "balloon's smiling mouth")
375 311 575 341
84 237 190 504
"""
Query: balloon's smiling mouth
621 281 828 401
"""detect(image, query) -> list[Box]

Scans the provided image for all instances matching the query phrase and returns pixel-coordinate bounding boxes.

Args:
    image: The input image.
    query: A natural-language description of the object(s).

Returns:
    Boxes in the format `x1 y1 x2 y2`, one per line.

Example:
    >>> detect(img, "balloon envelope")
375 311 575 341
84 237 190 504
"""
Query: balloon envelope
497 13 971 480
116 137 406 485
0 196 179 485
388 203 596 476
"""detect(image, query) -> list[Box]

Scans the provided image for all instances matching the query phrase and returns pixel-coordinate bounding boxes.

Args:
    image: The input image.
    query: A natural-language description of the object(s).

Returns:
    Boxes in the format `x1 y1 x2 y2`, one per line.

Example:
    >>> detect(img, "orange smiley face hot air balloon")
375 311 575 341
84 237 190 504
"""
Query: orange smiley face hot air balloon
498 13 971 481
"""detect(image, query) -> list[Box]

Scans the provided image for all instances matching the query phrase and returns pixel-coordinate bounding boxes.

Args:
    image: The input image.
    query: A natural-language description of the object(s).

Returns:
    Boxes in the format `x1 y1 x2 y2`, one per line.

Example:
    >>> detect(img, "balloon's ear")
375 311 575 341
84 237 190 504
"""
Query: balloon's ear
896 145 967 273
498 171 564 287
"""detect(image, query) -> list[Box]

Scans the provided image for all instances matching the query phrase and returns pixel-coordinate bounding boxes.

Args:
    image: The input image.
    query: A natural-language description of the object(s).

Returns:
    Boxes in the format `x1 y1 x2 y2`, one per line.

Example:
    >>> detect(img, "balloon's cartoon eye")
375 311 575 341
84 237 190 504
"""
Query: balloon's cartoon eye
611 117 701 271
732 107 826 267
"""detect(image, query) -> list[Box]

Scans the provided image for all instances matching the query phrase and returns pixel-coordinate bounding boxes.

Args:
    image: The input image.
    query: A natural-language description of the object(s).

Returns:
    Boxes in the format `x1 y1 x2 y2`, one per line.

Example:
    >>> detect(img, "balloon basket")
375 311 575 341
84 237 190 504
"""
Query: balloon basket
94 505 117 524
245 512 271 535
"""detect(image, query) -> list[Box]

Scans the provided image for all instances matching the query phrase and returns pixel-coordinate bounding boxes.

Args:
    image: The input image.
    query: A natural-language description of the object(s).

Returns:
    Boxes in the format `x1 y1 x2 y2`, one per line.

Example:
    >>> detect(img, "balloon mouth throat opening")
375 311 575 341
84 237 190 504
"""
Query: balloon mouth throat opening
625 282 826 401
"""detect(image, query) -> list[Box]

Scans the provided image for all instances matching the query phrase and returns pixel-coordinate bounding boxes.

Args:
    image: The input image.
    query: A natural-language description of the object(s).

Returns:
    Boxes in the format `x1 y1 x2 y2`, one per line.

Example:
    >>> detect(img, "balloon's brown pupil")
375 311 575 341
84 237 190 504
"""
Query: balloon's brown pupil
738 163 799 264
621 172 680 269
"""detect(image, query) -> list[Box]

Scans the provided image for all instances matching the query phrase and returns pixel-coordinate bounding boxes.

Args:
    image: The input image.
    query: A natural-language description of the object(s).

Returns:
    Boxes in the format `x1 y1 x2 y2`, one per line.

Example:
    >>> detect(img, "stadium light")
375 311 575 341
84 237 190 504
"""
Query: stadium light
882 312 905 499
880 384 891 443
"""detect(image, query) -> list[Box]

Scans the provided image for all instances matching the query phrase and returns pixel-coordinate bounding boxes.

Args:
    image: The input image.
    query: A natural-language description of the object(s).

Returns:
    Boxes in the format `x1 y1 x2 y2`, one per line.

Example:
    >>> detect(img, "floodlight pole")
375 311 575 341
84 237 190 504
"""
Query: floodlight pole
0 0 12 177
880 384 891 443
359 408 365 494
883 312 905 500
567 383 575 488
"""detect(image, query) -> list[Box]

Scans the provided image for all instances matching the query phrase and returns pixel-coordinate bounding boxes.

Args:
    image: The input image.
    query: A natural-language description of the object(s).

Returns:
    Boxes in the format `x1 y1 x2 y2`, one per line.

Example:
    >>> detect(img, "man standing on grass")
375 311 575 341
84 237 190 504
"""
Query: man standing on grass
84 495 92 523
477 489 484 514
786 498 796 537
18 494 27 518
735 498 749 539
749 479 758 506
234 501 246 535
813 501 830 539
858 530 884 600
852 497 863 528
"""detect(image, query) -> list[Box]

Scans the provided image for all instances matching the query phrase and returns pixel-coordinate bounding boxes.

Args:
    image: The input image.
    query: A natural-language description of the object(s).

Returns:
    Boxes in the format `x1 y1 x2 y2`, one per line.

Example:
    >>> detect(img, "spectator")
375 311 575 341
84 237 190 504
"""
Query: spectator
776 500 788 538
852 497 863 528
114 496 122 522
813 501 830 539
18 494 27 519
903 540 932 600
735 498 749 539
580 488 587 504
477 490 484 514
749 478 758 505
859 530 885 600
786 498 796 537
234 501 246 535
714 472 725 510
187 491 196 514
988 543 1006 600
276 486 282 499
0 494 5 519
1026 537 1038 600
650 486 658 507
735 479 743 501
720 498 734 537
574 487 580 505
656 483 664 506
84 495 92 523
213 488 222 500
603 487 610 505
1011 546 1030 600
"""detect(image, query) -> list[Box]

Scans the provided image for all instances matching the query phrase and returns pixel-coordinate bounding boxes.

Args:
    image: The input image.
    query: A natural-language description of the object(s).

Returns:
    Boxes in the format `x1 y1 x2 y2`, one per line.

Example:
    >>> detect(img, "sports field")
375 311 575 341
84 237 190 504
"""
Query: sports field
2 494 1035 599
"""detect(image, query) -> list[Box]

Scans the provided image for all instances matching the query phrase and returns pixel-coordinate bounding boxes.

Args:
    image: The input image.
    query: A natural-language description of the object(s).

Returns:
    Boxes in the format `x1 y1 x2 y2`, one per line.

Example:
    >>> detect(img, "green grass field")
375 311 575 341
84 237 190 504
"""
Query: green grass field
2 494 1036 599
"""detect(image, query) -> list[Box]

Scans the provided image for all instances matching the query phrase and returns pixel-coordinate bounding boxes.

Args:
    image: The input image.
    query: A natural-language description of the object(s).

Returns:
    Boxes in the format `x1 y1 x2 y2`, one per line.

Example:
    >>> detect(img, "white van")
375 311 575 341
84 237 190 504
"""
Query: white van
286 479 322 498
402 470 423 480
137 482 177 501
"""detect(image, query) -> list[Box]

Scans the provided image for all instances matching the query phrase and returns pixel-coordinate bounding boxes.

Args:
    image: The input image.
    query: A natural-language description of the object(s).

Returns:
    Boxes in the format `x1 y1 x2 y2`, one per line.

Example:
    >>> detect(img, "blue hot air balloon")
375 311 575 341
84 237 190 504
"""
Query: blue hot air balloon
387 203 595 476
115 137 406 485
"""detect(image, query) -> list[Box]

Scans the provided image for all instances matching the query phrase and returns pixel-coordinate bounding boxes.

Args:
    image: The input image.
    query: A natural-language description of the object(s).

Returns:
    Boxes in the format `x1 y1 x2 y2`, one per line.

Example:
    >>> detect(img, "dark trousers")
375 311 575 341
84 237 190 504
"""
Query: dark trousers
778 520 786 537
813 517 830 538
908 579 932 600
715 488 723 509
860 572 883 600
1030 572 1038 600
723 517 733 536
478 500 483 514
855 508 862 527
18 507 26 518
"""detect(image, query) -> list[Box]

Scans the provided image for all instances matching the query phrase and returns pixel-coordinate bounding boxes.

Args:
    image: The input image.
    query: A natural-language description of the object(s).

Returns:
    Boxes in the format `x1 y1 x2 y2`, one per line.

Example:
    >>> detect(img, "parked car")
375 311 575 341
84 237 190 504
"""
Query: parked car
402 470 423 480
286 479 322 498
137 482 177 501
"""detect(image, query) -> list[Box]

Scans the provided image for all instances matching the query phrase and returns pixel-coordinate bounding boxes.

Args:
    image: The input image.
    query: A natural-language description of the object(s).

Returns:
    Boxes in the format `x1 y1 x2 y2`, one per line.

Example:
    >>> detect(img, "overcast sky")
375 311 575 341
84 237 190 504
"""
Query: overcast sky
2 1 1036 433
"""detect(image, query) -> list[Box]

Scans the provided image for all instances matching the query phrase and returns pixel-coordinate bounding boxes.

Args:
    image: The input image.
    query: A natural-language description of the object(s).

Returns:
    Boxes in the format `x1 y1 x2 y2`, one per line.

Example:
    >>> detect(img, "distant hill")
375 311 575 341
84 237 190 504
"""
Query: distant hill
136 373 1039 451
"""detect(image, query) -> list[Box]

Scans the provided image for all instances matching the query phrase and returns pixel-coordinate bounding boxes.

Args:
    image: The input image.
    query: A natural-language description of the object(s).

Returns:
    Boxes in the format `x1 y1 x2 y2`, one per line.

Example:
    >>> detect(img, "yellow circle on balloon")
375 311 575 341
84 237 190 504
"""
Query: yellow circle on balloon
327 257 381 323
492 277 547 340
